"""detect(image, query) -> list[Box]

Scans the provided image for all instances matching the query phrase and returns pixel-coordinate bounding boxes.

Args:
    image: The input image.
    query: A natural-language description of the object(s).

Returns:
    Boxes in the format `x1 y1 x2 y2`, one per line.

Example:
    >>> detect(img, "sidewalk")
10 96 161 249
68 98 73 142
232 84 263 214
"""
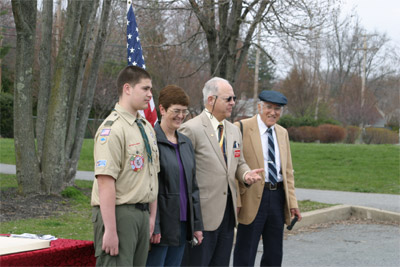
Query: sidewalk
0 163 94 181
296 188 400 213
1 163 399 213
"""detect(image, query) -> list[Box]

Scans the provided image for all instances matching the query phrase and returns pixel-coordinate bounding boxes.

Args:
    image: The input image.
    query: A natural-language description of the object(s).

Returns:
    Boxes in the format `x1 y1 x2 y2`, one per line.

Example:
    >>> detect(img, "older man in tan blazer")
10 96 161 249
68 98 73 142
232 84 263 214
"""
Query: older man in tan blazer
233 90 302 267
180 77 263 266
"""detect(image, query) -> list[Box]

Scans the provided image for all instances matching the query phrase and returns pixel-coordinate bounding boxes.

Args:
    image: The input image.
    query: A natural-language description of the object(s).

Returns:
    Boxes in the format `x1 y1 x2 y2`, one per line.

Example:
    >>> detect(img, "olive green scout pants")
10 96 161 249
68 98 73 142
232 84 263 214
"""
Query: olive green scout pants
92 204 149 266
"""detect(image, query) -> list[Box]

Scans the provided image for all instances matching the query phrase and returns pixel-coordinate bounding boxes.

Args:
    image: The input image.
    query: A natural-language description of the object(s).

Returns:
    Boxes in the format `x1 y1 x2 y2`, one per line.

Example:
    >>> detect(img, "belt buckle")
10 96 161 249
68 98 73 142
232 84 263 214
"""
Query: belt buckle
269 183 277 190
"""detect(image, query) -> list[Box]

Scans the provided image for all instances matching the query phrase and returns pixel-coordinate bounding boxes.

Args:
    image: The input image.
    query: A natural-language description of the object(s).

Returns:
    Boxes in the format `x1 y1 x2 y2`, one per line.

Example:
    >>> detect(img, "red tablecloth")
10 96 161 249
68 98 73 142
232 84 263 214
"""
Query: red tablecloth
0 238 96 266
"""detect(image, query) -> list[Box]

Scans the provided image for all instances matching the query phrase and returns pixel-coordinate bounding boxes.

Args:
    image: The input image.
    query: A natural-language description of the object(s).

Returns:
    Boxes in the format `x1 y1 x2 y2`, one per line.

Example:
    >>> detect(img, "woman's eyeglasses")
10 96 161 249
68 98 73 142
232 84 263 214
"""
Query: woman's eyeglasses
169 109 190 116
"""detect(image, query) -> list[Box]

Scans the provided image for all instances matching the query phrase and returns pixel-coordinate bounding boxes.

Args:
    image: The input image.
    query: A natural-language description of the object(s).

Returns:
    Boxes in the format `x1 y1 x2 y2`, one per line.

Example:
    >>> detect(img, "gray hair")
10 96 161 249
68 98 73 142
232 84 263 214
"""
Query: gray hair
202 77 230 105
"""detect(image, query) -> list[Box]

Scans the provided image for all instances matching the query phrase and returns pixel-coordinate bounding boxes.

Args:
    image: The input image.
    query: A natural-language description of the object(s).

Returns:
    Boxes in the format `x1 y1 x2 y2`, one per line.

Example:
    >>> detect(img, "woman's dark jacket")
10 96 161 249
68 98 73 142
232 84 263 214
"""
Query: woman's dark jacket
153 122 203 246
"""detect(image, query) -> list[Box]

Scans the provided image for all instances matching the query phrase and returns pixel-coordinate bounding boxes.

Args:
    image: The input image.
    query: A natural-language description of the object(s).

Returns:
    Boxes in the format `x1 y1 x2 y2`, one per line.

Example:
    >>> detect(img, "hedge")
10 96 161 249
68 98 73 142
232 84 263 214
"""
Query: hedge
279 115 340 129
363 128 398 144
345 126 361 144
317 124 346 143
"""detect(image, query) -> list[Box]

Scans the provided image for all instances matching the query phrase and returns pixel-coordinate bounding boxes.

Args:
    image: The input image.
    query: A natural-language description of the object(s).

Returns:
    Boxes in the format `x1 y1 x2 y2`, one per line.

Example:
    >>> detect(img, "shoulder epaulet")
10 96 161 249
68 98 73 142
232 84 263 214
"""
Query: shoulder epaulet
104 120 114 126
103 111 120 126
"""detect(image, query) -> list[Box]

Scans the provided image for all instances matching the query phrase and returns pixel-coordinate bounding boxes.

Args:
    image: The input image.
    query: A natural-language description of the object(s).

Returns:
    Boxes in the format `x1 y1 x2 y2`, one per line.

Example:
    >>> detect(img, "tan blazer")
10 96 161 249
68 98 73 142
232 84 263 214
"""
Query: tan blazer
179 111 250 231
235 115 298 226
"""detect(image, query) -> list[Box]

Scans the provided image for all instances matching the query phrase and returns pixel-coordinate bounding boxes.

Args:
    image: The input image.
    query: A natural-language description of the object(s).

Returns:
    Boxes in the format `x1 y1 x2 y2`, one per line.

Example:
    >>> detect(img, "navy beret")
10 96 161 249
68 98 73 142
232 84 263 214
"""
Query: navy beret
258 90 287 106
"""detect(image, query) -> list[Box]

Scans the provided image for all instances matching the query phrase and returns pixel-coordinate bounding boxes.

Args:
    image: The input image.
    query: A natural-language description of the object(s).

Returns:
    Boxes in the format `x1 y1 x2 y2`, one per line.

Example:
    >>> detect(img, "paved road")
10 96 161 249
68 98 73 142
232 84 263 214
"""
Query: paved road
282 223 400 267
228 223 400 267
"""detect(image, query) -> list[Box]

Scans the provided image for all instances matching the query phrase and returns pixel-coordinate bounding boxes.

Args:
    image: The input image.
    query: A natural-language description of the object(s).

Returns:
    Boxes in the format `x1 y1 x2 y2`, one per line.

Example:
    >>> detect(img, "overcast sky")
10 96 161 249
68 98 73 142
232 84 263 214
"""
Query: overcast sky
341 0 400 46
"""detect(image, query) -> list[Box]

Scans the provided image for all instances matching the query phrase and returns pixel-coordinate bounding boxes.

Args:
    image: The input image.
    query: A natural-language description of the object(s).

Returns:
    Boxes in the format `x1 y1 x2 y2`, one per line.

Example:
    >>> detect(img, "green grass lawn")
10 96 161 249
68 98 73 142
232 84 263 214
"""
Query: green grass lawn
78 139 94 171
0 174 94 240
1 138 399 194
0 138 95 171
0 174 333 241
291 143 400 194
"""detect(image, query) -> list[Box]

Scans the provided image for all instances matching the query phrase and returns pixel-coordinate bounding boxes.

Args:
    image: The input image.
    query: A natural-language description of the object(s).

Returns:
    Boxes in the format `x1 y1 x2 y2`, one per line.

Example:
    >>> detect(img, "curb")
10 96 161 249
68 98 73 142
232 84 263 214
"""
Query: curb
291 204 400 230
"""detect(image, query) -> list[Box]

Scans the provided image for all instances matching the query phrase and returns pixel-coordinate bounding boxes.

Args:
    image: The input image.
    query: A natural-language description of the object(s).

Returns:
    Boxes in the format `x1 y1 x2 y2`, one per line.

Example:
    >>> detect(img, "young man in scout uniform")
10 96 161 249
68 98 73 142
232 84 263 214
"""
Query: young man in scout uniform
91 66 159 266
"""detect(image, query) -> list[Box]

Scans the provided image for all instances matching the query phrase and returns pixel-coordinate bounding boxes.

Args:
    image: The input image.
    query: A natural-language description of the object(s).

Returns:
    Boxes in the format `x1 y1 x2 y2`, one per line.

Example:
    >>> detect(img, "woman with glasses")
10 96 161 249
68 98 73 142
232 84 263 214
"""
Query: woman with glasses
146 85 203 266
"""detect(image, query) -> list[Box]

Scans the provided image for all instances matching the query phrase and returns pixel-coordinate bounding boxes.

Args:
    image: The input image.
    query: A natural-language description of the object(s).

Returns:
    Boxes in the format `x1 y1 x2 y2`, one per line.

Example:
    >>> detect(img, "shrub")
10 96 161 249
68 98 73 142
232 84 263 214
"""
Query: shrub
316 118 341 126
297 117 318 127
287 127 300 141
279 115 340 129
318 124 346 143
363 128 399 144
0 93 13 138
288 126 319 142
279 115 317 128
345 126 361 144
279 115 297 129
299 126 320 142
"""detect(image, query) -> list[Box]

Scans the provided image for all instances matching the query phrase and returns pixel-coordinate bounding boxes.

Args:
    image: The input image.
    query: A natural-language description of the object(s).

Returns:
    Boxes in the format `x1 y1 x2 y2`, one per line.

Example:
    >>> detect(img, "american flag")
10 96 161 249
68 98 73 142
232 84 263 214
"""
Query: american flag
127 1 158 126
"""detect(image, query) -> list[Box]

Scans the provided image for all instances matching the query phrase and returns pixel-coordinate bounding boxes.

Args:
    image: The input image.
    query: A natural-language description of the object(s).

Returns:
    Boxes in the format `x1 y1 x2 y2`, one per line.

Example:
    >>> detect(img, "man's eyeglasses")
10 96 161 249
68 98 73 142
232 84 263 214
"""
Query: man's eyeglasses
168 109 190 116
262 103 282 112
214 95 237 102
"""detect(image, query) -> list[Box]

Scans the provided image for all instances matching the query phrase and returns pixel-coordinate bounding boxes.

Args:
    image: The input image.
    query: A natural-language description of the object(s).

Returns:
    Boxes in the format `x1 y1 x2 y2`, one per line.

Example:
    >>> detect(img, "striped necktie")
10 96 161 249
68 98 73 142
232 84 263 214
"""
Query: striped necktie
267 128 278 185
136 119 152 163
218 123 227 164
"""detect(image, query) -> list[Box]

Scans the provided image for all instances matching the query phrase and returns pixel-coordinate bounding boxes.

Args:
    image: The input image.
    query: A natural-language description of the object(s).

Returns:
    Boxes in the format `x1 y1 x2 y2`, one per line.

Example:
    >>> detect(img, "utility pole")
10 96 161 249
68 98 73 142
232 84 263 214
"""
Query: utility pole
253 23 261 116
312 30 322 121
357 34 376 128
361 35 367 114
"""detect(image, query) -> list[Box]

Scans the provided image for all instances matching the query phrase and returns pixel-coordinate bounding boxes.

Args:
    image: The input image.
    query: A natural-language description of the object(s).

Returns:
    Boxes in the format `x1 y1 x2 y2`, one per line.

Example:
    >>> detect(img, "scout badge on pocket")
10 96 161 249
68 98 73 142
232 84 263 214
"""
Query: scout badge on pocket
130 155 144 172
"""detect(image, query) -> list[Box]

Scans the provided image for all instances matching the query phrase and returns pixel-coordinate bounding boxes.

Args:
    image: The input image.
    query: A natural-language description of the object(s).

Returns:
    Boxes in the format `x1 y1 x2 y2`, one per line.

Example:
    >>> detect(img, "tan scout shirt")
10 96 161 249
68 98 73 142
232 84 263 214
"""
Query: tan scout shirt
91 103 159 206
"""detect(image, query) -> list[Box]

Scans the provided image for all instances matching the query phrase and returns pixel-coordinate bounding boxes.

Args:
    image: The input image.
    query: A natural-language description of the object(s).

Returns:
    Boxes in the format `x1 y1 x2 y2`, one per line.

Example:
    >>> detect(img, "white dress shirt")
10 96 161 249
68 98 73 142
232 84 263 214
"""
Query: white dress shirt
205 108 225 141
257 114 282 183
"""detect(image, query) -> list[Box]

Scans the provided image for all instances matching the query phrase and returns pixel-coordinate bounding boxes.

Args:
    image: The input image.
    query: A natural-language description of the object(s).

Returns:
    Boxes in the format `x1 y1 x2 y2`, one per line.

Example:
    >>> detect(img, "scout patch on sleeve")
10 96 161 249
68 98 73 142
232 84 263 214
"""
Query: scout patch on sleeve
100 129 111 136
96 160 107 167
99 137 107 144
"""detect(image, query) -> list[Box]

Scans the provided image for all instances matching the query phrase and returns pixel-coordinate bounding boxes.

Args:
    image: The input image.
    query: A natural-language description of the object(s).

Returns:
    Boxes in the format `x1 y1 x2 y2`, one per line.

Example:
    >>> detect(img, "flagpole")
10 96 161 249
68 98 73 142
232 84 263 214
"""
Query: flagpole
126 0 158 126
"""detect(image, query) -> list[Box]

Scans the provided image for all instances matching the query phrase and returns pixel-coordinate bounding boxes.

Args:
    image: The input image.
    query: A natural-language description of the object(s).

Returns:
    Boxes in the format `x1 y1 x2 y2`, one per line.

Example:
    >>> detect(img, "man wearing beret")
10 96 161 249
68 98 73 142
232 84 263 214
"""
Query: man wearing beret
233 90 302 266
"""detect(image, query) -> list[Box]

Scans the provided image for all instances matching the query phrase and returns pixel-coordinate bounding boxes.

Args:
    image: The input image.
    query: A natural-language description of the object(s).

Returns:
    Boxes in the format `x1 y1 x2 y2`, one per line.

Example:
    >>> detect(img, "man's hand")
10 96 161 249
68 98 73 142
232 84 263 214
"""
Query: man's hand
194 231 203 245
290 208 302 221
244 168 264 185
97 175 118 256
150 233 161 244
102 229 119 256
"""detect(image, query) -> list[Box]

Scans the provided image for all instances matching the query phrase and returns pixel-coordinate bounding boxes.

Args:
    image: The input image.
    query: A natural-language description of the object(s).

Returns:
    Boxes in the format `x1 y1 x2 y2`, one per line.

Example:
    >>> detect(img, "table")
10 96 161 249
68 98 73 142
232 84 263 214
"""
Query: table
0 238 96 266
